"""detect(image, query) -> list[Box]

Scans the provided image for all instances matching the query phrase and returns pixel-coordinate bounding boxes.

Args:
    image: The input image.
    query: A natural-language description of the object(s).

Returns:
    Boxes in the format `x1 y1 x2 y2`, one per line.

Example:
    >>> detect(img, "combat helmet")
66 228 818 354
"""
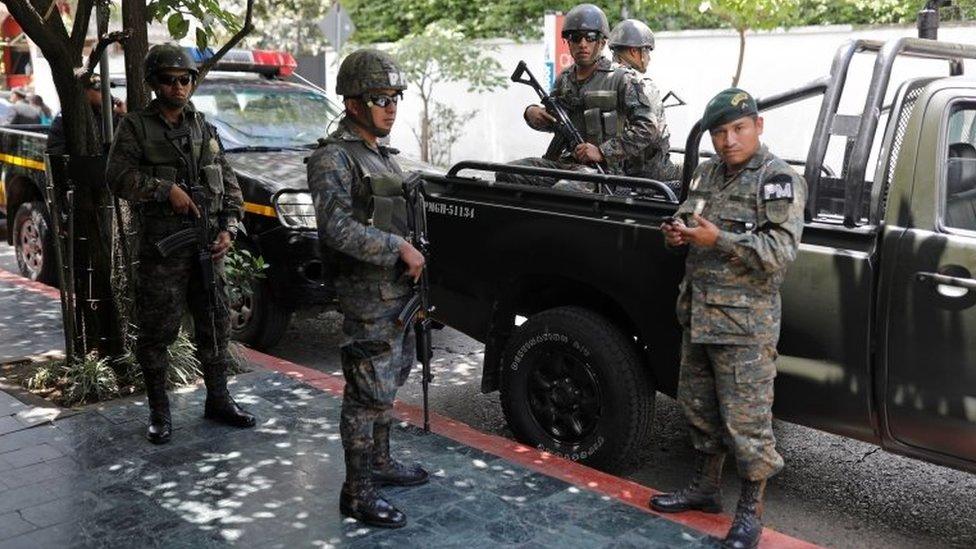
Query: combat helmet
562 4 611 38
144 44 198 81
335 49 408 97
609 19 655 50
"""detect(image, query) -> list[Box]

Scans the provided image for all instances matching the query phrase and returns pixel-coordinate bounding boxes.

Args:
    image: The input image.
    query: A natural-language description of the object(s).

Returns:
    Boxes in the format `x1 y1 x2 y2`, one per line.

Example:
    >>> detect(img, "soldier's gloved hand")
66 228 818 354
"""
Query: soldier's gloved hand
169 185 201 218
525 105 556 129
211 231 233 261
574 143 604 165
675 213 719 248
398 240 426 283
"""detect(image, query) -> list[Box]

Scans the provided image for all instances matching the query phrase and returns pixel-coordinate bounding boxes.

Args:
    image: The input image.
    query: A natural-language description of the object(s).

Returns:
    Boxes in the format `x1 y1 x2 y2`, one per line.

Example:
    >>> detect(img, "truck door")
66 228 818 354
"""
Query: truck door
885 97 976 464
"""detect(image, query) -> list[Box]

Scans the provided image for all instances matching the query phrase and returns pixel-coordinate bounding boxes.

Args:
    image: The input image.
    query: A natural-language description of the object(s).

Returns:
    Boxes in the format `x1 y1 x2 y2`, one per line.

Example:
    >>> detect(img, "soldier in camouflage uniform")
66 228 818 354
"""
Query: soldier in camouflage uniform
501 4 660 190
650 88 806 549
106 44 256 445
608 19 681 191
307 49 429 529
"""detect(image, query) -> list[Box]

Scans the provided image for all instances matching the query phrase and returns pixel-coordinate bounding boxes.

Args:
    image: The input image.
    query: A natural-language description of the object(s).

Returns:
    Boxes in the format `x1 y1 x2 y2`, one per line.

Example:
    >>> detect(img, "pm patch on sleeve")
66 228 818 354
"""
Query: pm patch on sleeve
762 173 794 224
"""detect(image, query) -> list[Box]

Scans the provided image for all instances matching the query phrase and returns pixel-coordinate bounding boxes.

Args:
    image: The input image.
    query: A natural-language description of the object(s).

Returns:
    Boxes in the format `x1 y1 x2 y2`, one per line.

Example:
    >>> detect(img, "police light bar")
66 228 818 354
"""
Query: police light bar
183 47 297 78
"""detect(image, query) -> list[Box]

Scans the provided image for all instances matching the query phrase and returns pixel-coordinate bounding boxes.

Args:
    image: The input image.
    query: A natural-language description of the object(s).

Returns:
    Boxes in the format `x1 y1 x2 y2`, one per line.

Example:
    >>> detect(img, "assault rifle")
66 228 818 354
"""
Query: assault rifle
511 60 608 180
396 172 434 432
156 126 219 354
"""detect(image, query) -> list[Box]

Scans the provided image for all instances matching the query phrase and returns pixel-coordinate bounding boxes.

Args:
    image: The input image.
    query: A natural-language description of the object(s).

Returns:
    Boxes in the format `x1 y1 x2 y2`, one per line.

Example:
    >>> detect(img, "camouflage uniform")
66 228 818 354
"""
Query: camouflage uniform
502 57 659 188
106 99 242 388
624 72 680 184
306 117 415 456
672 144 806 481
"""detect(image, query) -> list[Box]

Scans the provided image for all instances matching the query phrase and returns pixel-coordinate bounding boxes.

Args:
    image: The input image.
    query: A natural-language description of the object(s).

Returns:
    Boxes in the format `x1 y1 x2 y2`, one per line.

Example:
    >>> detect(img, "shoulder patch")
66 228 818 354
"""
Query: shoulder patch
762 173 794 202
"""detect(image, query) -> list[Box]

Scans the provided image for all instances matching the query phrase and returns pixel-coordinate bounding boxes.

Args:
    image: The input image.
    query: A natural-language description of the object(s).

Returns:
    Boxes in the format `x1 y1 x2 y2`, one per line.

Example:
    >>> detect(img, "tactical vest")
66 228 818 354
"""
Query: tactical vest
546 60 628 160
322 136 408 237
130 107 224 220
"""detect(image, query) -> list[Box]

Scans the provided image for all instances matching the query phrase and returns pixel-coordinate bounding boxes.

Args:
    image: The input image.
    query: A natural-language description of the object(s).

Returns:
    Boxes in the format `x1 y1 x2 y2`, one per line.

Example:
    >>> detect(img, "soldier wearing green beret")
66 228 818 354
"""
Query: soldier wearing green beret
650 88 807 549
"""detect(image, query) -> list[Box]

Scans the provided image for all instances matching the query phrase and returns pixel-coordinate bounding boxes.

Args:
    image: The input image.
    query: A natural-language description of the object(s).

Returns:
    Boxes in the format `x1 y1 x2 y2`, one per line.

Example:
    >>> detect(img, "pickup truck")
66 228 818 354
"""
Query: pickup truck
0 48 427 350
421 36 976 476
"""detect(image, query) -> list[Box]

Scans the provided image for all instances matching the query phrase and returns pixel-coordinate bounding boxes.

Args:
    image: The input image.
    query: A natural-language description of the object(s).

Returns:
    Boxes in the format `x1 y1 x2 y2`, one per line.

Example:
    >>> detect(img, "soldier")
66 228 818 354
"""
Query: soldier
106 44 256 445
608 19 681 187
307 49 429 529
500 3 659 189
47 75 125 155
651 88 806 549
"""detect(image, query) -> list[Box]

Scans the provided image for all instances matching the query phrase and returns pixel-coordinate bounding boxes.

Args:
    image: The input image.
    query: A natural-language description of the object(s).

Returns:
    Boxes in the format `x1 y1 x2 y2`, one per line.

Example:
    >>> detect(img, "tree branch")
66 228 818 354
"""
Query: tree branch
2 0 66 56
195 0 255 85
69 0 96 56
82 29 131 79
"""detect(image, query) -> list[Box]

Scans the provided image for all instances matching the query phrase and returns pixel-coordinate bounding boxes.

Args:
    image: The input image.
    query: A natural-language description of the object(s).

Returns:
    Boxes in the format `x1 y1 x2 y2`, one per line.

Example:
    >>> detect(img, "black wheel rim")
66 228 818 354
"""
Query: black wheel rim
526 347 602 445
18 216 43 279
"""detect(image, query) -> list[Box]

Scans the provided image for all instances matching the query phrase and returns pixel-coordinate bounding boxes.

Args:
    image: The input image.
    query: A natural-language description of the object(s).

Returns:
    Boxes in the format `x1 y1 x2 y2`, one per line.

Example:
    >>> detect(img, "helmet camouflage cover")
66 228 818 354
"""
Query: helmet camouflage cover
609 19 655 50
562 4 611 38
336 48 408 97
144 44 199 80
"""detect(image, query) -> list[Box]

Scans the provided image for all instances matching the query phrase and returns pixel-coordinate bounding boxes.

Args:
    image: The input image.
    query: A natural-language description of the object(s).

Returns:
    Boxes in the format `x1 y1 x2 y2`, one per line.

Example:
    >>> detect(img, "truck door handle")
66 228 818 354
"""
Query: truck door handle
916 271 976 297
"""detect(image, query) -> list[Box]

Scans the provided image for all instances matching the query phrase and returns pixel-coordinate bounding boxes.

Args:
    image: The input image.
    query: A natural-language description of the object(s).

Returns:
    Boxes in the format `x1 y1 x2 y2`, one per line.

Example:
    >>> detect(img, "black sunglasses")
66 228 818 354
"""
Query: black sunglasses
563 31 602 44
157 74 194 87
365 92 403 108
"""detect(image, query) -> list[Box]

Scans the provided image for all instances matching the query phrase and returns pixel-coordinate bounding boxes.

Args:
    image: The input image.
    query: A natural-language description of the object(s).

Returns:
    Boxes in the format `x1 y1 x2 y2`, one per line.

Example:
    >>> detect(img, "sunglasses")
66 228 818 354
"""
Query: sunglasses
157 74 194 87
563 31 602 44
365 92 403 108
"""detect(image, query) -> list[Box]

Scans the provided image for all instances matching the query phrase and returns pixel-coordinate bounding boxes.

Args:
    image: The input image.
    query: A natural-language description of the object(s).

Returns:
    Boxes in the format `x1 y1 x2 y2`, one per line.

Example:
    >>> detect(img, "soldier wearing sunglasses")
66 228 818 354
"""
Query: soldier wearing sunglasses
307 48 429 529
502 3 659 190
107 44 256 446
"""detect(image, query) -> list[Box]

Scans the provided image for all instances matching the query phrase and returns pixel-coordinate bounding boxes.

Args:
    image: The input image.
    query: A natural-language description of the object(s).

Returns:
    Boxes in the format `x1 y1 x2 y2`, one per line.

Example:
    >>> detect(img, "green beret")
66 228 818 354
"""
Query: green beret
701 87 758 131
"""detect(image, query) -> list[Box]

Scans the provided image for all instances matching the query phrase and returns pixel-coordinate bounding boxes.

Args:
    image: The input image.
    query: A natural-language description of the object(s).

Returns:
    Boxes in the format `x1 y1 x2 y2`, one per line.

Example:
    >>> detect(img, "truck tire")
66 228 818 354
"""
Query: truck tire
227 243 291 351
13 201 57 285
500 306 655 473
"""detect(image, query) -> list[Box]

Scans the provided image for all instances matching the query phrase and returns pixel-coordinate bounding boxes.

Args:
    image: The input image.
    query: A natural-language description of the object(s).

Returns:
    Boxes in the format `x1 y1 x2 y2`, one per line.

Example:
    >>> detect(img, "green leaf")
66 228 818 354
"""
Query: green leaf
195 27 208 51
167 13 190 39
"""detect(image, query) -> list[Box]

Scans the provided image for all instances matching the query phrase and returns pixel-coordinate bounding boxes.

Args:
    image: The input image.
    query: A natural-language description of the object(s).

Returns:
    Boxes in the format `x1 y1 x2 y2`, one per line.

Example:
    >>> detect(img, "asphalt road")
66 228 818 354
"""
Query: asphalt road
2 240 974 548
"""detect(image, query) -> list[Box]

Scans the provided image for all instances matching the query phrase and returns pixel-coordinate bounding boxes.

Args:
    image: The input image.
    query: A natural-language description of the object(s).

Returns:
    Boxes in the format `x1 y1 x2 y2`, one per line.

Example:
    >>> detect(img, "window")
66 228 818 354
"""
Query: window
943 106 976 232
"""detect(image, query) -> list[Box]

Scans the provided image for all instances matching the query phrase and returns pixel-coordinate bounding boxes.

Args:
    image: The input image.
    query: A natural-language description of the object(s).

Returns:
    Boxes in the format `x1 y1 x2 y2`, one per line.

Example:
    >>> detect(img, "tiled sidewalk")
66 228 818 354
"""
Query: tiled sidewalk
0 369 718 548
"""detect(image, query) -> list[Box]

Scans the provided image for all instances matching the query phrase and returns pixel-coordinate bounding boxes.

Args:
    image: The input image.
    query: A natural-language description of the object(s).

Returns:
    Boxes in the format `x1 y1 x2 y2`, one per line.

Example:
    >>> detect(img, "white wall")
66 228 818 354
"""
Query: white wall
323 22 976 175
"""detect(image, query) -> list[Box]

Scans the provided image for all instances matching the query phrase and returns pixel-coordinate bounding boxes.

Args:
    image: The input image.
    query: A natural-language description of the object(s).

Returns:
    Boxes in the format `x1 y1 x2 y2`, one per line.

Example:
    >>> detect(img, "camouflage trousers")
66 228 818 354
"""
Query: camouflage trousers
134 248 232 377
496 157 597 191
336 284 416 454
677 334 784 481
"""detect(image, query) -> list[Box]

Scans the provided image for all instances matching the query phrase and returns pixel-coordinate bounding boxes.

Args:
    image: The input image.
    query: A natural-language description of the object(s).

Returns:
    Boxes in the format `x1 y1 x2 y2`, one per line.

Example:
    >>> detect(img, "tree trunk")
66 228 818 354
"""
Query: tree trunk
122 0 151 111
420 97 430 164
732 27 746 87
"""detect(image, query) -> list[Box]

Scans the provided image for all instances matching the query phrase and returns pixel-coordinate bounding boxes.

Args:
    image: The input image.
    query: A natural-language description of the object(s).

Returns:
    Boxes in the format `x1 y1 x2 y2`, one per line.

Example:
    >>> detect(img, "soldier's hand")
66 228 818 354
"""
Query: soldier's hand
574 143 604 165
211 231 233 261
661 219 687 247
169 185 200 218
398 240 426 282
525 105 556 129
675 213 720 248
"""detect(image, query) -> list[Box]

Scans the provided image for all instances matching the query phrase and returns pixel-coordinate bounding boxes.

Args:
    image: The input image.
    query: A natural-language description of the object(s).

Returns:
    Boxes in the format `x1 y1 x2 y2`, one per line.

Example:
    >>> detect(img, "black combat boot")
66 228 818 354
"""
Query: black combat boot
340 448 407 528
202 365 256 428
371 421 429 487
649 452 725 513
721 479 767 549
143 368 172 445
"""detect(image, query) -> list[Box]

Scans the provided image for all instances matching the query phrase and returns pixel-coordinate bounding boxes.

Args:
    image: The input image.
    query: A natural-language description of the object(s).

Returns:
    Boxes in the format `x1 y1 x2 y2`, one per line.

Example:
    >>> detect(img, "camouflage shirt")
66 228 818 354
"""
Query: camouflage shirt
526 57 659 174
307 117 406 274
673 145 807 345
625 70 679 182
106 99 243 233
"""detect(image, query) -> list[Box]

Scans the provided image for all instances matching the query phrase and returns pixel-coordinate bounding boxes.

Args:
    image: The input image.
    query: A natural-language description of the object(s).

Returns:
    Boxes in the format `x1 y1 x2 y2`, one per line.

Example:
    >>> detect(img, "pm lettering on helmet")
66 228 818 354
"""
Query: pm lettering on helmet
388 71 404 87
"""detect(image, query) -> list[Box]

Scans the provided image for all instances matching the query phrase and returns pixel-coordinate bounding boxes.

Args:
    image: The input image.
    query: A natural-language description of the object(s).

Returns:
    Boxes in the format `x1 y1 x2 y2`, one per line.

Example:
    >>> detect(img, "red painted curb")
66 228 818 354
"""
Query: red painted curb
0 268 62 300
0 266 821 548
240 346 822 549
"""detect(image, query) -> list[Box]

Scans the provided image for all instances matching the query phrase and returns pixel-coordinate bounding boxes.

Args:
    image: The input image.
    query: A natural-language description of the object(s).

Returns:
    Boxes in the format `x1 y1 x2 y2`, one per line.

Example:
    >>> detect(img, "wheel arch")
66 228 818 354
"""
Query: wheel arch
481 274 653 394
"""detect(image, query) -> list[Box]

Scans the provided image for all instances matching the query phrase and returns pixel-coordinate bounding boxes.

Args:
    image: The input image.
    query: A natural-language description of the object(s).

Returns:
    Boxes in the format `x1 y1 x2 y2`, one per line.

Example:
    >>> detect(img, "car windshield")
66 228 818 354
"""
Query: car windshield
193 82 340 150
